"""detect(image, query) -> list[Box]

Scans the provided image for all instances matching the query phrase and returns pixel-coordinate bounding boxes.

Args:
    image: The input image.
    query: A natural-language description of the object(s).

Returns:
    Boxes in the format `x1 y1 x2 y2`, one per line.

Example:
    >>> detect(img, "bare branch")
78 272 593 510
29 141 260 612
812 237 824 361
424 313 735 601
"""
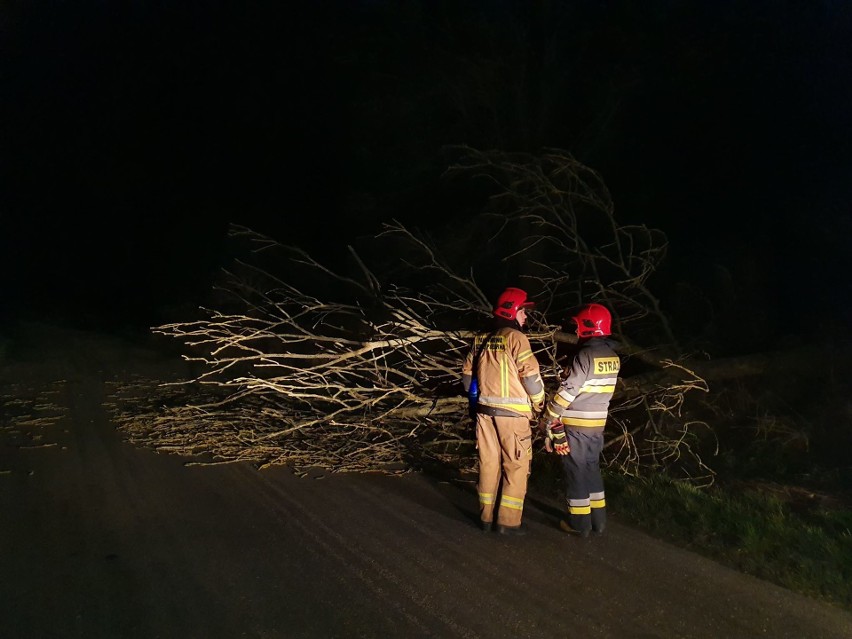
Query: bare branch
110 149 715 483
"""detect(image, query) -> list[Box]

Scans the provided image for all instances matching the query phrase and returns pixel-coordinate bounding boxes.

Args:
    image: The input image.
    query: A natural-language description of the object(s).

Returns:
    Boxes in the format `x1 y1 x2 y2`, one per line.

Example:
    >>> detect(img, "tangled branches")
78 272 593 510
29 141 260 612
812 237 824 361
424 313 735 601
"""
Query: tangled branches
112 148 715 483
442 145 676 350
135 234 479 475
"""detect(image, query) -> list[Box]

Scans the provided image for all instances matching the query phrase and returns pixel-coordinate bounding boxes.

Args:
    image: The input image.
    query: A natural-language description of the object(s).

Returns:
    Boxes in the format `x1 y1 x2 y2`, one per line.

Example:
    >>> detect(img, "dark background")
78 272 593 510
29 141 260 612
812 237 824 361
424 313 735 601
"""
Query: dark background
2 1 851 345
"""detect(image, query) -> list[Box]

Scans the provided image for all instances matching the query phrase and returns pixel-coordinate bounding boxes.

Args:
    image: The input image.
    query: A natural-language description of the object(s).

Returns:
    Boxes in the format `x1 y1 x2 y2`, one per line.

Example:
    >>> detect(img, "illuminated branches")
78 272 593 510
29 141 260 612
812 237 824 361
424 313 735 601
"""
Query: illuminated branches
110 148 714 483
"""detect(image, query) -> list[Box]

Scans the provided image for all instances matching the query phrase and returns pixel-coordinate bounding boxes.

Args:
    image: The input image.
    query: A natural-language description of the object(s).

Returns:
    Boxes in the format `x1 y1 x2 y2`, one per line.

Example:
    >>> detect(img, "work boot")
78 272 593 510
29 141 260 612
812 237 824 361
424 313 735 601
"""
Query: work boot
496 523 528 536
592 524 605 537
479 520 493 533
559 519 590 538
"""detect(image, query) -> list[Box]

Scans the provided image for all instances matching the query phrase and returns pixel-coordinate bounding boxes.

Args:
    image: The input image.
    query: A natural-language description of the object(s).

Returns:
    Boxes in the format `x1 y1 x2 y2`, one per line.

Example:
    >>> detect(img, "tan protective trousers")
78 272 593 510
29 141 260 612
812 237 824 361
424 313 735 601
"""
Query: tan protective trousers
476 414 533 528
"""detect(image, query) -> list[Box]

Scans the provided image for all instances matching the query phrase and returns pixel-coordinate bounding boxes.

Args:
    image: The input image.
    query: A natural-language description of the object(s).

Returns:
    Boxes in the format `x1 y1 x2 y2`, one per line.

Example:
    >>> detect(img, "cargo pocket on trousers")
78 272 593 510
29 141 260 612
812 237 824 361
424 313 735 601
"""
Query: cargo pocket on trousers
516 433 532 460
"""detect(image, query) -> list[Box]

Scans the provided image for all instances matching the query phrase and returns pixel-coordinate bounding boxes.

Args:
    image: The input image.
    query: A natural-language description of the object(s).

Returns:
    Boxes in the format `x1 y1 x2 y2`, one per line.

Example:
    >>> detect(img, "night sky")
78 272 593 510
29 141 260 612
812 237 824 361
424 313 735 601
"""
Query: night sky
2 1 851 342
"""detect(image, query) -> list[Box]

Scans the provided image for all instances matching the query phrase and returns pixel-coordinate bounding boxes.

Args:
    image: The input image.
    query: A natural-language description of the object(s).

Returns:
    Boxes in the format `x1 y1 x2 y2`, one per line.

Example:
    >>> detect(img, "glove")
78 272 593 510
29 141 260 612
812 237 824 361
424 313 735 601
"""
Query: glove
547 421 570 456
553 440 570 455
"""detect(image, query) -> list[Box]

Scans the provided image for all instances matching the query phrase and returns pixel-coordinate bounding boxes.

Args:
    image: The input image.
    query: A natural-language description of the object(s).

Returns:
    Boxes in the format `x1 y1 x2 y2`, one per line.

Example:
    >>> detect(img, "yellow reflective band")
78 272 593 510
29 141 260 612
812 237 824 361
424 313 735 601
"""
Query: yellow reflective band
568 505 592 515
554 394 573 408
517 349 533 363
488 402 534 413
479 492 495 505
580 385 615 394
561 417 607 427
590 499 606 509
500 495 525 510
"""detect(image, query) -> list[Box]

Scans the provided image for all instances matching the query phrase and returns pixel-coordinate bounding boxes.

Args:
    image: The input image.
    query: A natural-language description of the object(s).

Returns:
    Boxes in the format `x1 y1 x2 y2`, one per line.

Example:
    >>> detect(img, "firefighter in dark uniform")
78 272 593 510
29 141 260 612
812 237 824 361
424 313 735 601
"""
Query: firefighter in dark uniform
462 287 545 535
539 303 620 537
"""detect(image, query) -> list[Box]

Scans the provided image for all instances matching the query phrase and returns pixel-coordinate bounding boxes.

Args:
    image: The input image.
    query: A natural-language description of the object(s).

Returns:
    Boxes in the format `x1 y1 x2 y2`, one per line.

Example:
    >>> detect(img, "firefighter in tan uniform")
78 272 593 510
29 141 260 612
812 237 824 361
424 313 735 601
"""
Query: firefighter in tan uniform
539 303 620 537
462 287 545 536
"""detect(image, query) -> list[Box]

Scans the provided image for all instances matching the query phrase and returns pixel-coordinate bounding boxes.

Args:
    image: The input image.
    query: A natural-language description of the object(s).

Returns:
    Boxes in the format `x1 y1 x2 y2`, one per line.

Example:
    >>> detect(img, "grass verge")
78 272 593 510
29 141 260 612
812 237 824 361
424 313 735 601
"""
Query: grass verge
604 471 852 611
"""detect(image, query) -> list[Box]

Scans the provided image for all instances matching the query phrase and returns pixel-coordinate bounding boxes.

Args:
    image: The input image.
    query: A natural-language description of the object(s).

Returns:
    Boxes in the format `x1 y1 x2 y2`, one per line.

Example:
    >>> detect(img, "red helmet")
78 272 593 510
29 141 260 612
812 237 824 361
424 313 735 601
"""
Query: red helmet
572 303 612 337
493 287 535 321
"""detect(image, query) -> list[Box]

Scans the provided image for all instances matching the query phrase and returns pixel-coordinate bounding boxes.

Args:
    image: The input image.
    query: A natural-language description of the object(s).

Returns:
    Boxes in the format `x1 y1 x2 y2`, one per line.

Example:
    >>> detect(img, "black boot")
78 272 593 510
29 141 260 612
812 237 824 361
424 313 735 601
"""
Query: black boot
559 519 590 538
496 523 528 536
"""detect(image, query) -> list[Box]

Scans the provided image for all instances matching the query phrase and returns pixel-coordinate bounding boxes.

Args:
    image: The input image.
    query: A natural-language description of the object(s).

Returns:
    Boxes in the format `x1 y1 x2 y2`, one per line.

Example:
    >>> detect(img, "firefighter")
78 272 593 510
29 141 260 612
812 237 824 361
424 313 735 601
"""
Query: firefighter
538 303 620 537
462 287 545 535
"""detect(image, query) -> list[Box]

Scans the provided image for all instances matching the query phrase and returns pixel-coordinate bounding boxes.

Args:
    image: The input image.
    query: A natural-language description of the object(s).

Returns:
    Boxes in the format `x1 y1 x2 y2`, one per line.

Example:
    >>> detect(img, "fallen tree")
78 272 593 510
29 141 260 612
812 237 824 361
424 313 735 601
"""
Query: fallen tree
111 148 721 484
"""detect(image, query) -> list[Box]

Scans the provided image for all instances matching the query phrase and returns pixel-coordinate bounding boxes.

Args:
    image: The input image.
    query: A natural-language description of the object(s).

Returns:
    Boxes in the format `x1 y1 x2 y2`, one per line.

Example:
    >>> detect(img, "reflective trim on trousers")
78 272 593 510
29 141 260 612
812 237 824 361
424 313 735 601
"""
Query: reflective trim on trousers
500 494 524 511
560 430 605 534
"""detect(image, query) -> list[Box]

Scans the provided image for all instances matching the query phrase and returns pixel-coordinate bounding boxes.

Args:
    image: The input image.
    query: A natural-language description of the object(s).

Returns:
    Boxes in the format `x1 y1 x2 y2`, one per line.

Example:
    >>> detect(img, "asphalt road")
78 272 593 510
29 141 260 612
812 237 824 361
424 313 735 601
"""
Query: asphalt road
1 324 850 639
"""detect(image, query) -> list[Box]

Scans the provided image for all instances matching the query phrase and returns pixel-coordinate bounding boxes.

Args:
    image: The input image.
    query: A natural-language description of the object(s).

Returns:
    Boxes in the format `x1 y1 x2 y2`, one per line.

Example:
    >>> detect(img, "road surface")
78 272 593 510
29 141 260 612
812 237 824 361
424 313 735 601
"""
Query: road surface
1 323 850 638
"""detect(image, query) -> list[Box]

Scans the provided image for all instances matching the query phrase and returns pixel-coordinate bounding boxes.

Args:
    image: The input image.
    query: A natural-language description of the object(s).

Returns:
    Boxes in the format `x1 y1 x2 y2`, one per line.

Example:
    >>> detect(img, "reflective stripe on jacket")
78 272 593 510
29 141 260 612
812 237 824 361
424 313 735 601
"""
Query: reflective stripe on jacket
544 337 620 433
462 327 544 418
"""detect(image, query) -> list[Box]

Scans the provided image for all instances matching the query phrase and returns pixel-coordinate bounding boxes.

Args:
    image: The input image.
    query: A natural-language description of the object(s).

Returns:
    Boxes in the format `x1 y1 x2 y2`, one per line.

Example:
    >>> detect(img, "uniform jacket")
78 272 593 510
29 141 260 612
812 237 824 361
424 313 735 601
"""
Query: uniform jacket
543 337 620 434
462 326 545 418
